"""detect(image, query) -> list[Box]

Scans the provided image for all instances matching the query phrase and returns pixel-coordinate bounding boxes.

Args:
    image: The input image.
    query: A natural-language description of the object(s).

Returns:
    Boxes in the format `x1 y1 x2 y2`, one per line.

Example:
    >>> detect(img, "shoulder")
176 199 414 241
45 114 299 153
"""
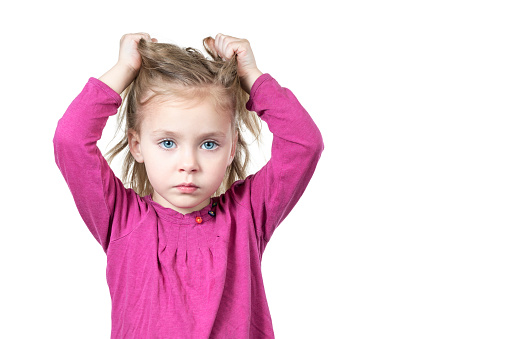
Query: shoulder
106 189 156 243
220 175 256 212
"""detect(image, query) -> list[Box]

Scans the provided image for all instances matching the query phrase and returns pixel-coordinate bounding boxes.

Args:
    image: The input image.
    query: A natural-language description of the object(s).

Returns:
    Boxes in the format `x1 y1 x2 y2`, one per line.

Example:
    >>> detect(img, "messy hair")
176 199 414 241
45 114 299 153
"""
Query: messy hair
104 37 262 198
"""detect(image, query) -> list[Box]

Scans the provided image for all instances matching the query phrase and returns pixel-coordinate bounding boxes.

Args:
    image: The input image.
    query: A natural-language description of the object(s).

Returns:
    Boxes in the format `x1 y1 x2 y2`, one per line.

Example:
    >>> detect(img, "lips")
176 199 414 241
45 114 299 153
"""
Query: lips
176 183 198 188
176 182 198 193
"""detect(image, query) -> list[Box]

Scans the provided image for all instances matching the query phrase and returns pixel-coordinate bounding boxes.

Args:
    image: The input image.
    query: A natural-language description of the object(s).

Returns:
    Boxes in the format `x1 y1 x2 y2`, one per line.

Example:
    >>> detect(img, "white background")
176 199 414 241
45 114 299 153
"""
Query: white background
1 0 508 338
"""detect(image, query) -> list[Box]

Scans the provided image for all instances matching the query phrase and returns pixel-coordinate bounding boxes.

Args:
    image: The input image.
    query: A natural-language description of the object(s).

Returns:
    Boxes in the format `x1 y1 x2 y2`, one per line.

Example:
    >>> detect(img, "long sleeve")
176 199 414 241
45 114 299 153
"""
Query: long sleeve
53 77 142 254
230 73 325 244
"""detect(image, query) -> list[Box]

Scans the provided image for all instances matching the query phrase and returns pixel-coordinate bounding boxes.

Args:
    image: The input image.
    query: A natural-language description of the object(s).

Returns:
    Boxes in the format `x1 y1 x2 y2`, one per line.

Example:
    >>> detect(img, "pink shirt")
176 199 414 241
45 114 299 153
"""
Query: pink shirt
53 73 324 338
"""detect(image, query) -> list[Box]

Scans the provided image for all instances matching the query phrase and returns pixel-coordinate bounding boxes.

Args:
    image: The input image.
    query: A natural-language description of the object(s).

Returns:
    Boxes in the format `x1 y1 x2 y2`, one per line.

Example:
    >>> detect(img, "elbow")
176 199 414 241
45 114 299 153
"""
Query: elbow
53 128 66 169
53 120 76 167
53 118 78 148
317 129 325 153
53 126 63 155
311 125 325 155
53 130 63 150
301 126 324 167
53 129 69 163
53 118 68 147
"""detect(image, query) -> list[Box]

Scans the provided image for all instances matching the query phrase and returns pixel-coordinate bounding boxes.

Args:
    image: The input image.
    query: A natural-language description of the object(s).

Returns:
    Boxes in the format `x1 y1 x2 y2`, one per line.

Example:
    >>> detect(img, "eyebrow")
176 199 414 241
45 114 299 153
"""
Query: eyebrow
151 129 227 138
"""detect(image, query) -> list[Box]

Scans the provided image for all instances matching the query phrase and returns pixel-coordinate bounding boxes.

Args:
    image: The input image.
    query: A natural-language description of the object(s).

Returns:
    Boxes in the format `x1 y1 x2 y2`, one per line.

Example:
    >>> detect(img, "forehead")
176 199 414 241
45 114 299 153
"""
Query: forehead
140 96 232 137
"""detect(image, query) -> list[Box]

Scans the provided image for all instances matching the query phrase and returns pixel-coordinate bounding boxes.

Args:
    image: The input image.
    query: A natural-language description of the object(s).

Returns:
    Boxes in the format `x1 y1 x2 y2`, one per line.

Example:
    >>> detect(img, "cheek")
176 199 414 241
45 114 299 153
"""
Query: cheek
144 149 172 174
201 151 230 173
213 149 232 166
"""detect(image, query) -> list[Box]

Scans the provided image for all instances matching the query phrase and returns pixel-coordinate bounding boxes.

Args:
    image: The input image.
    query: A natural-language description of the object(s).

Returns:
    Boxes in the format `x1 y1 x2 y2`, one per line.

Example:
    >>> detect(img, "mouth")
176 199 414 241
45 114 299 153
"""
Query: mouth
176 183 198 188
176 185 198 193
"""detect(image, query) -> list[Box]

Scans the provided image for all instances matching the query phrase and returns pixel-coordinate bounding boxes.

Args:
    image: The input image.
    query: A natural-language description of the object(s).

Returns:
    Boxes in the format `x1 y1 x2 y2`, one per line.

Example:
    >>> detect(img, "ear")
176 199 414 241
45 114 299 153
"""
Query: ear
228 130 238 166
128 128 144 163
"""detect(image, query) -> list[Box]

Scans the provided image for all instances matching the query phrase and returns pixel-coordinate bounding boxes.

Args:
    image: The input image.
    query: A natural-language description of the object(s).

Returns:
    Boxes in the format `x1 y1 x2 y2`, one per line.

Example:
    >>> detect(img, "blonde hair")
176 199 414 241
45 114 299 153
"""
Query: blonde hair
104 37 262 198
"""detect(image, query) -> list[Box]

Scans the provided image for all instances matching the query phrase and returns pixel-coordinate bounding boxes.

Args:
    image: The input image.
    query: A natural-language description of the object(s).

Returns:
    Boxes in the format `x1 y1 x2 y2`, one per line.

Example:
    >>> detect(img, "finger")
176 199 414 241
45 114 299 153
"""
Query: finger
224 40 240 59
224 40 245 60
215 33 225 59
216 33 233 59
132 32 152 43
142 33 152 42
216 33 240 60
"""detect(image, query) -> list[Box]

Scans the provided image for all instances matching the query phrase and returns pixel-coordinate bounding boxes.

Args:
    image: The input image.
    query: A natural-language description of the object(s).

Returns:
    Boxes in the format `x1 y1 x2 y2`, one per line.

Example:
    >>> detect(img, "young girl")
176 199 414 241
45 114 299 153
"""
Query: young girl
53 32 324 338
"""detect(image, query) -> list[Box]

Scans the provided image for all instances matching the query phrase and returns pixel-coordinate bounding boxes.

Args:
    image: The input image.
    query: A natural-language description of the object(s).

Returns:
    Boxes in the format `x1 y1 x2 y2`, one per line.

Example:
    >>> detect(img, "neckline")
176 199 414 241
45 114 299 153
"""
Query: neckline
143 194 218 224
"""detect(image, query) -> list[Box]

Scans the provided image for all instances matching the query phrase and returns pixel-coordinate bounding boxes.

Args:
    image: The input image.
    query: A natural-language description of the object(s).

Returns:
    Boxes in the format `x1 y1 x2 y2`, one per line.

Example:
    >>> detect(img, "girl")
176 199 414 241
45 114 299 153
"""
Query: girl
53 32 324 338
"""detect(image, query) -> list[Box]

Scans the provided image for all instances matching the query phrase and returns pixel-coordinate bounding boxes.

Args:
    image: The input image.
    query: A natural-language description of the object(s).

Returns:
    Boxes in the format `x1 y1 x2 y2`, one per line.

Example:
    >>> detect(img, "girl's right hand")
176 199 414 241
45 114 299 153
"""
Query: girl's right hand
98 33 158 95
117 32 158 73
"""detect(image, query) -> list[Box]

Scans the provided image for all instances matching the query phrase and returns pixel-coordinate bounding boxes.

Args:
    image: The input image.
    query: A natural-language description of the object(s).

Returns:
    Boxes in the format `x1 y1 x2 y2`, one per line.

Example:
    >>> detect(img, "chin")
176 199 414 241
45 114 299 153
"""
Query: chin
172 194 204 205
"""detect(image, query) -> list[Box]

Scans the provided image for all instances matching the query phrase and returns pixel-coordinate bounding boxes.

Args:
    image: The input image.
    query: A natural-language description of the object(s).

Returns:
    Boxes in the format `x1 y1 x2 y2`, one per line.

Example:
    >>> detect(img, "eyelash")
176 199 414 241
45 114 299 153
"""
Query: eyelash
158 139 220 151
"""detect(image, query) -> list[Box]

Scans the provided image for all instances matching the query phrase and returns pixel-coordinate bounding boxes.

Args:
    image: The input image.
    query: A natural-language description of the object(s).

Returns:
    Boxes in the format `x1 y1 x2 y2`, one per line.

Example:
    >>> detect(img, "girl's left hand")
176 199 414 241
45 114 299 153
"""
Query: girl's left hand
206 33 263 94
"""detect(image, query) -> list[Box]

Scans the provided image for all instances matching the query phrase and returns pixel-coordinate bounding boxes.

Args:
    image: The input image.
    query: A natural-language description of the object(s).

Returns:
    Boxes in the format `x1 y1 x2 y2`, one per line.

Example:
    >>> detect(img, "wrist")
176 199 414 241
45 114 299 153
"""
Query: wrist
99 63 138 95
241 69 263 95
116 61 139 76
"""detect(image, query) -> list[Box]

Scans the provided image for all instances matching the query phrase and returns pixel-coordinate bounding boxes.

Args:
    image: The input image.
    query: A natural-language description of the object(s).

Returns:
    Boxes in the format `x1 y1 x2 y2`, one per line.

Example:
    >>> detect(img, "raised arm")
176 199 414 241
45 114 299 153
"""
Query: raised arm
208 34 324 245
231 73 325 245
53 33 157 253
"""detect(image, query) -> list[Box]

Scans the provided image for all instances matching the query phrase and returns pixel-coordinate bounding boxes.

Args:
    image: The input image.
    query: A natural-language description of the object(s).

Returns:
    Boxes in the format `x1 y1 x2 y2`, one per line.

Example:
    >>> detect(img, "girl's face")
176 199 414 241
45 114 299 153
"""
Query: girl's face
128 96 237 215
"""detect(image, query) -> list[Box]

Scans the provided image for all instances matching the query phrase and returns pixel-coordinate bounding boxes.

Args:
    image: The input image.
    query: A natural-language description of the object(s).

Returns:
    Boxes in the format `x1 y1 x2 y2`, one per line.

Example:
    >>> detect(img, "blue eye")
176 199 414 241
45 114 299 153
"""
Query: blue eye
202 141 218 150
158 139 219 151
159 140 175 149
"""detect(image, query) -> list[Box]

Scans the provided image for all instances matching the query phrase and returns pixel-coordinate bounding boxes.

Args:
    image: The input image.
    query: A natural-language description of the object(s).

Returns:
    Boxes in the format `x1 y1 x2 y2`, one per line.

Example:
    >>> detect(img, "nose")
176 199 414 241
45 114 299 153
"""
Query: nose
179 148 199 173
